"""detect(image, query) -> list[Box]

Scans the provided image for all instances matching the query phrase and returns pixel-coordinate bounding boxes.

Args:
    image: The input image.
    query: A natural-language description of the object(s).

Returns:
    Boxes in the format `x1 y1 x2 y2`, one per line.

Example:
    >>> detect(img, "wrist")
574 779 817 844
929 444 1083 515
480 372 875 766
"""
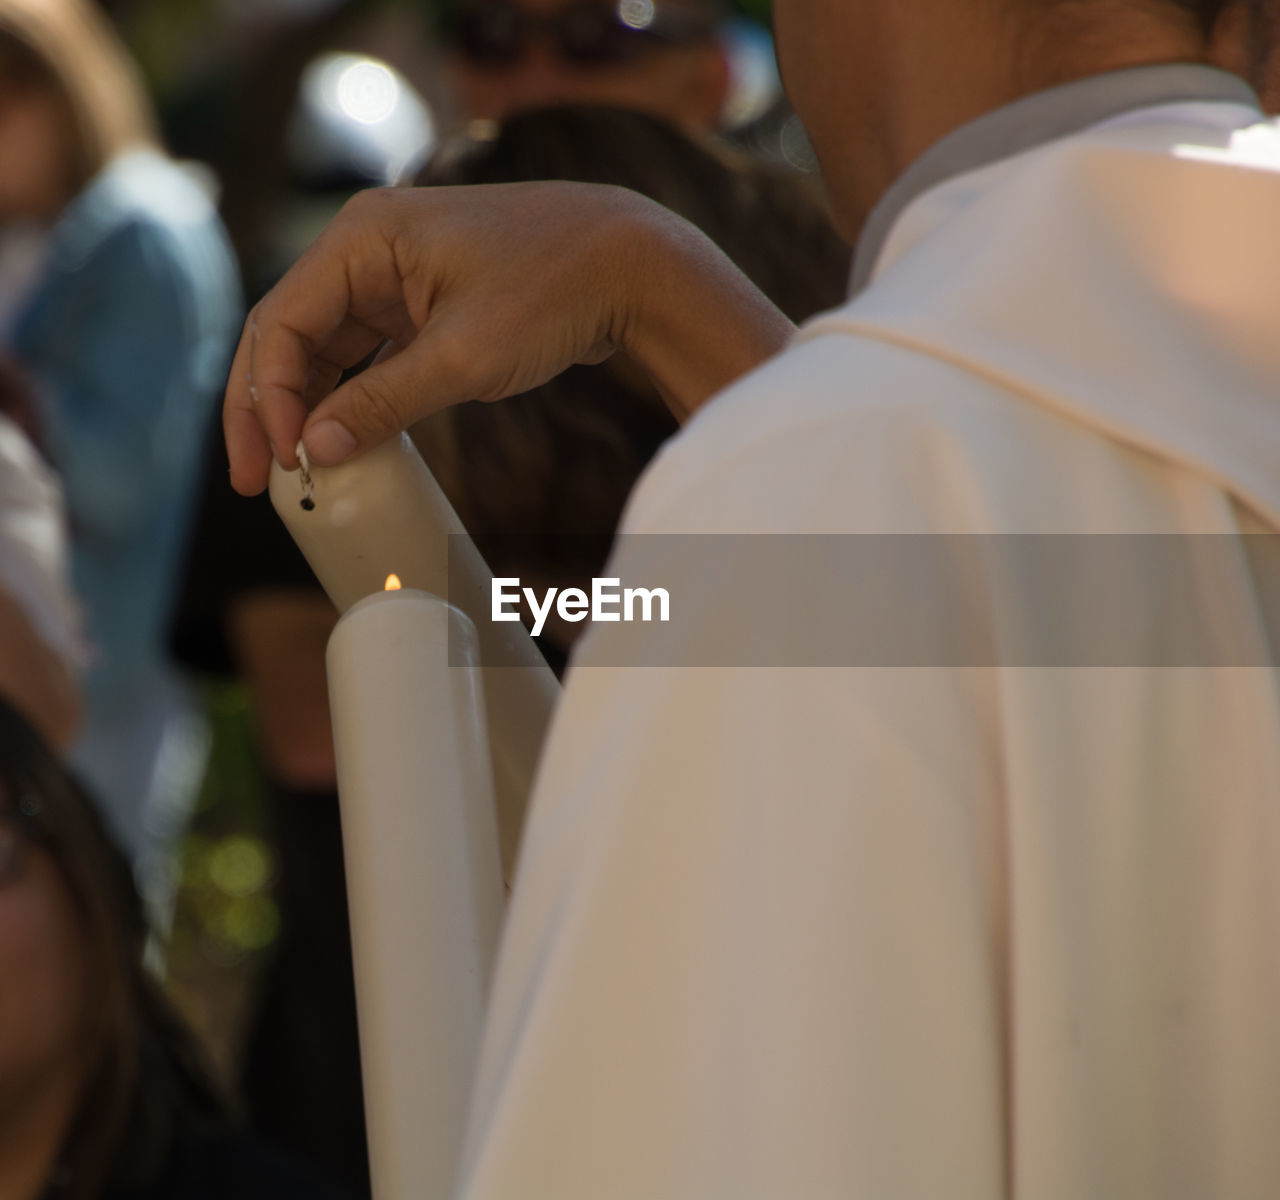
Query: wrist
606 197 794 421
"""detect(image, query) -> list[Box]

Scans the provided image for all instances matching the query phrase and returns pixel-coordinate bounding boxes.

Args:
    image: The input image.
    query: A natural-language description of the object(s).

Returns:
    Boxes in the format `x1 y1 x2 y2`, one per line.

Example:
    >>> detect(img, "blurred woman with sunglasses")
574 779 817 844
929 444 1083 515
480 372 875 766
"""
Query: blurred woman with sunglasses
440 0 730 129
0 0 240 921
0 695 352 1200
410 104 849 664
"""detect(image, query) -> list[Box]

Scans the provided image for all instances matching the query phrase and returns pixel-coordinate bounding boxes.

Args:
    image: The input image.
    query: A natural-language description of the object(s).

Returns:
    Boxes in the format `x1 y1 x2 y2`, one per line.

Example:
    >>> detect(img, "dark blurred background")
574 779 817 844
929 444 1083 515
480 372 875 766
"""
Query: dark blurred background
0 1 850 1195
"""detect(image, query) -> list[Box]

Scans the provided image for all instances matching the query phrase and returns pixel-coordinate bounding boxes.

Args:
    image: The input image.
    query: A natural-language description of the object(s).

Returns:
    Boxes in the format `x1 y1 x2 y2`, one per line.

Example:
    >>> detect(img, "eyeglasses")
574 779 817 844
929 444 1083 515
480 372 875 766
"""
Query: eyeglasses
448 0 715 68
0 791 44 886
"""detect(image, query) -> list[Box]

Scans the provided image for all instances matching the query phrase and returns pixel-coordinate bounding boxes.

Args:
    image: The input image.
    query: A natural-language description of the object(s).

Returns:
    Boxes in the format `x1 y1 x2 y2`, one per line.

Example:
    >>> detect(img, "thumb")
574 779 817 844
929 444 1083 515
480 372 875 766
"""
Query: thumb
299 341 437 467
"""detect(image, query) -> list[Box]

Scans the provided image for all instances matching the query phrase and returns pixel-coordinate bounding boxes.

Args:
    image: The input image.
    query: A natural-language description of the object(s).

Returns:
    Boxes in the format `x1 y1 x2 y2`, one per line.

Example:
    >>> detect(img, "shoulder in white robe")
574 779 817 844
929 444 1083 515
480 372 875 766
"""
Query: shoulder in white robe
457 91 1280 1200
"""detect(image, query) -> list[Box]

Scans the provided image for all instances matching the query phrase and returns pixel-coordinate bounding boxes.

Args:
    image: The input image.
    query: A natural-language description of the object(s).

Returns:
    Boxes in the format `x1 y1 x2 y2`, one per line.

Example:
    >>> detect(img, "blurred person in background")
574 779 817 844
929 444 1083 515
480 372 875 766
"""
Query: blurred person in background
412 103 849 667
0 0 241 925
184 101 847 1194
0 695 352 1200
167 5 808 1189
0 355 81 752
437 0 731 131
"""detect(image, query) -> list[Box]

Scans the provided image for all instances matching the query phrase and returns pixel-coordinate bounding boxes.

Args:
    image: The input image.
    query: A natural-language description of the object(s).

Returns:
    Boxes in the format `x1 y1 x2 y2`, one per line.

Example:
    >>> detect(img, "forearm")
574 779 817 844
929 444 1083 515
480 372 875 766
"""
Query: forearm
615 204 796 422
226 180 797 490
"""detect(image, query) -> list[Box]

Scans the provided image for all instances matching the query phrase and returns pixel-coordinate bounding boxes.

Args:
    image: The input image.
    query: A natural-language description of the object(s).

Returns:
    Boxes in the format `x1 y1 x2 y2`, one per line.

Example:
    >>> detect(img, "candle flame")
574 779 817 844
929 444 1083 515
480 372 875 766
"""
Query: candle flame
384 573 402 591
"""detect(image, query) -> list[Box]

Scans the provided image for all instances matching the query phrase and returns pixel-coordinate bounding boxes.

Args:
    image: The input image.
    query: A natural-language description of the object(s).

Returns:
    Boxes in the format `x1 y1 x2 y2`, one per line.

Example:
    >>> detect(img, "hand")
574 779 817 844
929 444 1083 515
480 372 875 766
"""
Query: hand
224 182 793 496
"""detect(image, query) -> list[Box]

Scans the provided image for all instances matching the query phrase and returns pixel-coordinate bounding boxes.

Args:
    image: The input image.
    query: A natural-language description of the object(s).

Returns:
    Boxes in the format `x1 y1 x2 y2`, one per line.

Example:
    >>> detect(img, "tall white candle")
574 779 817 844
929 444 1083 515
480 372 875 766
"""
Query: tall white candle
269 434 558 881
327 584 505 1200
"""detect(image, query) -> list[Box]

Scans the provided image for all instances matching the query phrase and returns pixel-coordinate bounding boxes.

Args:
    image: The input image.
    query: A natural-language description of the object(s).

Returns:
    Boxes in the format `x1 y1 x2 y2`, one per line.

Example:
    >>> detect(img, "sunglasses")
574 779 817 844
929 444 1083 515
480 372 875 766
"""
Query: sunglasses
448 0 715 68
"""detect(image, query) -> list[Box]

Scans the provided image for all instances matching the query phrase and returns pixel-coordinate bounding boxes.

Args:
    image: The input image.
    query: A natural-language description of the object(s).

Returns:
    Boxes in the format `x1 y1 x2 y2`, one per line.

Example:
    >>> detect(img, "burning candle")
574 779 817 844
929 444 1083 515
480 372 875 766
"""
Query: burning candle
326 576 505 1200
269 437 559 1198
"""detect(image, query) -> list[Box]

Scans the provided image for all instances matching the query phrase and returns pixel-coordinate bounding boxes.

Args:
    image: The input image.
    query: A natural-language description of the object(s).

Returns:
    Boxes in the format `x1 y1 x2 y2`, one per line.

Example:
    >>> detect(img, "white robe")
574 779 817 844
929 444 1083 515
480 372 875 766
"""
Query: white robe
456 96 1280 1199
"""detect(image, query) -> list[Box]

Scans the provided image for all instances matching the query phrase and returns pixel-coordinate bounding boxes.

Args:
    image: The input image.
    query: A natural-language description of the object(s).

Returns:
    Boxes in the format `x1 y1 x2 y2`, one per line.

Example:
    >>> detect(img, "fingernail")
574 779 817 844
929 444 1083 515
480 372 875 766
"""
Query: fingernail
303 420 357 465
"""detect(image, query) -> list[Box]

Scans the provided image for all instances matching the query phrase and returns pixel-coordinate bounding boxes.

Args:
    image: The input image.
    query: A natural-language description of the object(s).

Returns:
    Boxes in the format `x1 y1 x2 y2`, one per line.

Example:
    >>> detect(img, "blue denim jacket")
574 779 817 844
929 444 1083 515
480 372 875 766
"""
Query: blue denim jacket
12 149 242 704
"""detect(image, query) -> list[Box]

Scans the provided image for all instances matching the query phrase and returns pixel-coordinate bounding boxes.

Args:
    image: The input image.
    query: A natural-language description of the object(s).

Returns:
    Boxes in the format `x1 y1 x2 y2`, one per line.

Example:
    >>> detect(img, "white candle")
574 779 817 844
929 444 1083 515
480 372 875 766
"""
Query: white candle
269 433 558 880
326 583 505 1200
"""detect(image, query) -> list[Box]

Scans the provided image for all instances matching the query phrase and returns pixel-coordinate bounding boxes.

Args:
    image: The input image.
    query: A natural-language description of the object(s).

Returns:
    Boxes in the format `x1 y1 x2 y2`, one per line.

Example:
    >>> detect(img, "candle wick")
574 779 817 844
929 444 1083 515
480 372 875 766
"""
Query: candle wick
296 440 316 512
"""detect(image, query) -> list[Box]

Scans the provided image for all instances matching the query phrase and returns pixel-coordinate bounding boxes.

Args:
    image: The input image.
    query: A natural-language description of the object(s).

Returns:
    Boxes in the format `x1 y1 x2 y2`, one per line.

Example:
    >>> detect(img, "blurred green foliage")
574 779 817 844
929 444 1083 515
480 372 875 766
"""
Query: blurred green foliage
169 681 279 965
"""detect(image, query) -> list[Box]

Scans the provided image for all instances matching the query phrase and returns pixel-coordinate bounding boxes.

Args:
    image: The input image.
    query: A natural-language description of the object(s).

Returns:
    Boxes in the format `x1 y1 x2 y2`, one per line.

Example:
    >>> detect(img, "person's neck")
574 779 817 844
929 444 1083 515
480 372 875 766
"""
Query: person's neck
844 9 1212 235
1212 0 1279 111
0 1065 84 1200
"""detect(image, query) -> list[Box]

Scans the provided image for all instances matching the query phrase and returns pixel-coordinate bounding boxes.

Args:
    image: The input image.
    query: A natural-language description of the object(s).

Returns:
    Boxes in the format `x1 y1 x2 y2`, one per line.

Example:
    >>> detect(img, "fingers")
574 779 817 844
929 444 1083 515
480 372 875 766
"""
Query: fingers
224 316 273 496
223 181 655 487
224 291 344 494
300 335 447 466
223 189 414 493
247 311 313 473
